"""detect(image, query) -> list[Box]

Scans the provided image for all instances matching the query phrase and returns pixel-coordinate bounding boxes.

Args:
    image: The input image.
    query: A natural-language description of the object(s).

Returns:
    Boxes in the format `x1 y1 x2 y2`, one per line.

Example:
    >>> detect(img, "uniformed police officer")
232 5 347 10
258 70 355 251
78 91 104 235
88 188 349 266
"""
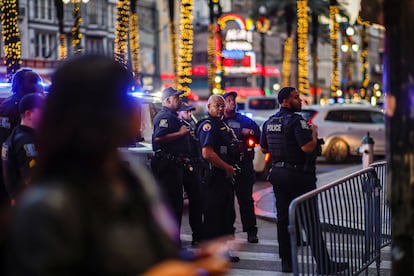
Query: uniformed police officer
151 86 188 243
177 102 203 245
260 87 348 273
0 68 43 206
2 93 45 203
223 91 260 243
196 94 239 261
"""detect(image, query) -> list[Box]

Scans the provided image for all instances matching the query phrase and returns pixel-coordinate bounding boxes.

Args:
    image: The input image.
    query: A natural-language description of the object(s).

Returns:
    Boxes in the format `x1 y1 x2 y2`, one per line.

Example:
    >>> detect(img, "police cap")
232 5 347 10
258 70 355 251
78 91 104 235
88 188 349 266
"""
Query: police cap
178 102 196 112
222 91 237 99
161 87 184 101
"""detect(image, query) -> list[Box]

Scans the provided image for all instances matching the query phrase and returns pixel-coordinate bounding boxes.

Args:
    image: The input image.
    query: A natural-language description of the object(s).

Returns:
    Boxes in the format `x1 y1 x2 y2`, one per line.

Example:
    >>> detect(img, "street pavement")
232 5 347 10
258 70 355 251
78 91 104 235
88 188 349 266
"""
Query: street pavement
180 162 392 275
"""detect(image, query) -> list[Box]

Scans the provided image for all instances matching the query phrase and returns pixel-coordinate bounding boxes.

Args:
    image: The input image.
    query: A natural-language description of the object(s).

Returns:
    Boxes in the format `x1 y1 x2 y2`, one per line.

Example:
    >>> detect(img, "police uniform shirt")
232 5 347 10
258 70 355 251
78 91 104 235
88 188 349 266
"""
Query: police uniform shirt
197 114 233 164
152 106 187 155
260 107 313 164
2 125 37 198
180 120 198 158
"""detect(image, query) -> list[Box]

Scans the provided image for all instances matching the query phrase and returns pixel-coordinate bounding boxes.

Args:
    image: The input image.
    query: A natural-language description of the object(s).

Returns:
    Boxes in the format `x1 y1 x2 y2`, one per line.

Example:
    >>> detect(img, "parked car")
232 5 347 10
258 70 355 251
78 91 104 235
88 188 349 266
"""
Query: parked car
300 104 385 163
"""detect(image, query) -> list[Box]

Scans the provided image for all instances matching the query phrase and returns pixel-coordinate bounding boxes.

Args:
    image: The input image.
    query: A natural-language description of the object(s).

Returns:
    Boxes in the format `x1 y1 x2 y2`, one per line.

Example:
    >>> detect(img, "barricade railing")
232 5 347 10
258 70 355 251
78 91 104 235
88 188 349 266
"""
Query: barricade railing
370 161 391 247
288 163 388 275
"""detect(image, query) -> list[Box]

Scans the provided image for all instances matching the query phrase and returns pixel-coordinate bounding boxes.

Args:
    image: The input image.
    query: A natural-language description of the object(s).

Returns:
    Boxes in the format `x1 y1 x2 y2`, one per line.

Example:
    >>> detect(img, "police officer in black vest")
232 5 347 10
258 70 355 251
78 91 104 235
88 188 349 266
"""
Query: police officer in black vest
177 102 203 245
260 87 348 273
196 95 240 262
223 91 260 243
151 87 188 244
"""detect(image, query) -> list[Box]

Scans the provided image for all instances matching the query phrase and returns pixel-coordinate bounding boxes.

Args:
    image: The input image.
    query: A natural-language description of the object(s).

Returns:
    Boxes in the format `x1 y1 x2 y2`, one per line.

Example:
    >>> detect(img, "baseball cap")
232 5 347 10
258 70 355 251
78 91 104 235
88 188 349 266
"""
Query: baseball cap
18 93 45 114
277 87 296 104
161 87 184 101
178 102 196 112
222 91 237 99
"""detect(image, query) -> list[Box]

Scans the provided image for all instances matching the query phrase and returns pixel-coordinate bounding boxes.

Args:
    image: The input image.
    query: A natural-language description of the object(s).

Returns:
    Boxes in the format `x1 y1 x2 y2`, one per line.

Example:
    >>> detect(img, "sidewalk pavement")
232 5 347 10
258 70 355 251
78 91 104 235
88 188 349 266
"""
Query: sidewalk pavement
252 164 364 221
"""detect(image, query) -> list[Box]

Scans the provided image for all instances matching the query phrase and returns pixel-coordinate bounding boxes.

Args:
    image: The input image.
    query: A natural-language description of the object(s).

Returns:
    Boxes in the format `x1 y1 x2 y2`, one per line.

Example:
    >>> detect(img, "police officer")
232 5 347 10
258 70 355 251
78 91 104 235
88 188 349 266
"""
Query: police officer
196 95 240 261
0 68 43 206
2 93 45 203
177 102 203 245
260 87 348 273
151 86 188 243
223 91 260 243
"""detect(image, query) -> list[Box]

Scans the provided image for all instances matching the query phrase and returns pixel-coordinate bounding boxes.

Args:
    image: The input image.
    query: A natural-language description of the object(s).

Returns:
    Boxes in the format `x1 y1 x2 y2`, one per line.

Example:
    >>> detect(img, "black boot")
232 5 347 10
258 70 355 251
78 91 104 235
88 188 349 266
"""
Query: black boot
281 259 293 273
247 227 259 243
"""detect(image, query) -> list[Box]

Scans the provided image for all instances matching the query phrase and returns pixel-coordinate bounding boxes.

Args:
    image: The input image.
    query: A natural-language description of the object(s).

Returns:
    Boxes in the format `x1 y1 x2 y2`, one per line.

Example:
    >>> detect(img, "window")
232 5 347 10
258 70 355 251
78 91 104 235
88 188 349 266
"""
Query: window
85 37 104 54
325 110 381 123
248 98 277 111
33 0 53 21
107 4 116 29
34 33 56 58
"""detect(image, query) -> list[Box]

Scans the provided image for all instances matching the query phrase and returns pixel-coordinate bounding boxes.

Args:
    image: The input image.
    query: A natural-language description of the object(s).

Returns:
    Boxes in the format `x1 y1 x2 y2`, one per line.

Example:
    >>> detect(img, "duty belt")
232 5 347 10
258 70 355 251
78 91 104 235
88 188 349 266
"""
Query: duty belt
273 161 304 171
154 151 196 171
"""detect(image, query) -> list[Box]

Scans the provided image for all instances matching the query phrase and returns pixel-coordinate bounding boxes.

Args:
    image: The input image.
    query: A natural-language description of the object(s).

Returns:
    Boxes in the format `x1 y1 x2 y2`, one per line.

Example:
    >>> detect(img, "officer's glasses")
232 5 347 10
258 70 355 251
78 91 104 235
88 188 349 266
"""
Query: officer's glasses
213 103 225 109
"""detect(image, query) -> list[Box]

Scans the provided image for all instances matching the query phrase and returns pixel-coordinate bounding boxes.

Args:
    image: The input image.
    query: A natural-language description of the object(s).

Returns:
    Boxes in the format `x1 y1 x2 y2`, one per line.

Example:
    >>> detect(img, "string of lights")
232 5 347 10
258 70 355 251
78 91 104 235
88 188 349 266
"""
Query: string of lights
282 37 293 88
177 0 194 96
71 3 83 53
357 16 370 99
114 0 130 65
1 0 22 80
130 12 141 84
207 23 216 93
297 0 309 95
330 4 340 97
59 33 67 60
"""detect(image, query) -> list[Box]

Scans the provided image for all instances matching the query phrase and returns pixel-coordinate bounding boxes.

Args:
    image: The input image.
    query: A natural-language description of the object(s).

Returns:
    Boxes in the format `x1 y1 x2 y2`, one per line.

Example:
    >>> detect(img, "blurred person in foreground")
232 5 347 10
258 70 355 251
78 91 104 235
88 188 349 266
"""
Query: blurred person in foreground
0 68 43 207
8 55 230 276
2 93 45 204
260 87 348 273
223 91 260 243
177 102 203 245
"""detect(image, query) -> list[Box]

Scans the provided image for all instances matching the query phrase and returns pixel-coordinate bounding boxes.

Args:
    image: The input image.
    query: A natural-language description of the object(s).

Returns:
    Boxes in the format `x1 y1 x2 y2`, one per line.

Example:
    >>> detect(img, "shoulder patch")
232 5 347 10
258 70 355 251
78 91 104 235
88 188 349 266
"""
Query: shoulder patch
23 144 37 157
202 123 212 132
300 120 311 130
159 119 168 128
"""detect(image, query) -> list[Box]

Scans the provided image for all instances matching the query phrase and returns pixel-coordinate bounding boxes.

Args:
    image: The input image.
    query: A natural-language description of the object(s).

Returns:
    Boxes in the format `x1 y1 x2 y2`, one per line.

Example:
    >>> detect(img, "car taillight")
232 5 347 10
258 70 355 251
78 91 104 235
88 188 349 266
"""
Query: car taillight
247 137 256 148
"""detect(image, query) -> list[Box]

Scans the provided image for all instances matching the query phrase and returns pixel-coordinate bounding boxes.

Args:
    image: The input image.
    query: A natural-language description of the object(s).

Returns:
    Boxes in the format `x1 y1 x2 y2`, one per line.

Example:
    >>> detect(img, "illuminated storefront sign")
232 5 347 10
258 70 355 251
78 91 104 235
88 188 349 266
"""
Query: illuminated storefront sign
218 13 255 75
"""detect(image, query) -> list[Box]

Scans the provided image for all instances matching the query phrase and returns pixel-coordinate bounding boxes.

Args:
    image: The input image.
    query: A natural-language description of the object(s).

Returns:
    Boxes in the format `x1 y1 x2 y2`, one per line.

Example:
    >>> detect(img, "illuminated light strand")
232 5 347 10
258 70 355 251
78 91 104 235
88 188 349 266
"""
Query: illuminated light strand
297 0 309 95
114 0 130 65
169 20 178 87
71 3 83 53
256 17 270 33
129 12 140 84
330 4 340 96
282 37 293 87
208 23 216 93
177 0 194 95
358 18 371 99
1 0 22 80
59 33 67 60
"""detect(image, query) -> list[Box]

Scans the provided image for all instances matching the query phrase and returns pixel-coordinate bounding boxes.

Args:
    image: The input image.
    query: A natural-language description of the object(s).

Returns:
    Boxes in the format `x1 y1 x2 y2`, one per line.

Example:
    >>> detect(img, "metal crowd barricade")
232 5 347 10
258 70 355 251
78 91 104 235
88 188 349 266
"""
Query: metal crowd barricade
288 165 387 275
370 161 391 247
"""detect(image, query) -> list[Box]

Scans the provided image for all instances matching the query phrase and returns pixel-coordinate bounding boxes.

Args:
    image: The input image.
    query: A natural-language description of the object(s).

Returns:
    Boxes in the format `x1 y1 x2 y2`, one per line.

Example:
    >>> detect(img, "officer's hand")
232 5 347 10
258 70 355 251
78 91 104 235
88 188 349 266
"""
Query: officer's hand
178 125 190 136
224 164 236 178
311 124 319 139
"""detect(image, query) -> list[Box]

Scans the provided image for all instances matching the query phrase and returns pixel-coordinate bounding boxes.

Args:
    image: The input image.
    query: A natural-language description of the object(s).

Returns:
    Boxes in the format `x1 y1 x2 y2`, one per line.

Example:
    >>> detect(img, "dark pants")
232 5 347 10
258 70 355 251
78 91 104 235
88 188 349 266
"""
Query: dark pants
234 161 257 234
151 157 184 234
269 166 331 266
182 165 203 241
202 171 235 240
